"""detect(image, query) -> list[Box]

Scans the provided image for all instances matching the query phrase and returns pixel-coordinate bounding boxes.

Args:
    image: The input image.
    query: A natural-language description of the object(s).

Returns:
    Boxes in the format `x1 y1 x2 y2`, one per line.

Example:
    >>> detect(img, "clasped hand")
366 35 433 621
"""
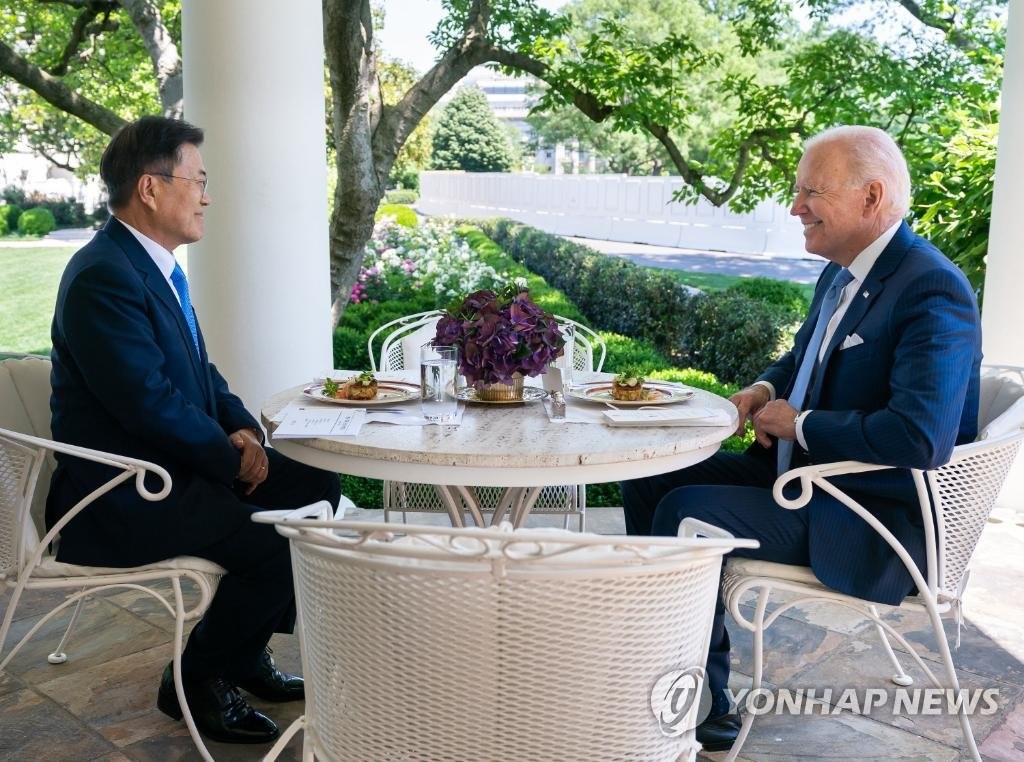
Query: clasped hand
230 428 268 495
729 386 798 447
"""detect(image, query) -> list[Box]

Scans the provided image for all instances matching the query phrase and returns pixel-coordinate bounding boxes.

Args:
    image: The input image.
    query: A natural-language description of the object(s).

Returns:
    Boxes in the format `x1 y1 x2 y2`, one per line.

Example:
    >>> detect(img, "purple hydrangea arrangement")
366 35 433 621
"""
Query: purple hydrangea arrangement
435 281 565 386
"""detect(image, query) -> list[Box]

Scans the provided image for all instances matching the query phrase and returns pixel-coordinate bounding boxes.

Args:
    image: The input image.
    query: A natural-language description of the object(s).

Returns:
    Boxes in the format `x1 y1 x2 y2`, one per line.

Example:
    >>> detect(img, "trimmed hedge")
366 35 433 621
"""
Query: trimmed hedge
476 218 795 385
0 204 19 233
375 203 417 227
385 189 419 205
17 207 56 236
726 276 809 316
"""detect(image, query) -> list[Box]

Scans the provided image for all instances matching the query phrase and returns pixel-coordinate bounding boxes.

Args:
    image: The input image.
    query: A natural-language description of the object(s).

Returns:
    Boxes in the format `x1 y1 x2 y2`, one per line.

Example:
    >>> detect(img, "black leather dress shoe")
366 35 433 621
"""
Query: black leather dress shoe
236 647 305 702
696 710 742 752
157 663 279 744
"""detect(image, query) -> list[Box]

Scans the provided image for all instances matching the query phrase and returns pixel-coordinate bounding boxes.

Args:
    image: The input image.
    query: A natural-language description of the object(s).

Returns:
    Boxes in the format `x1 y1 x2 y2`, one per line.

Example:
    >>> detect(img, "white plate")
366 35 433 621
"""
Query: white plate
566 382 695 406
304 381 419 405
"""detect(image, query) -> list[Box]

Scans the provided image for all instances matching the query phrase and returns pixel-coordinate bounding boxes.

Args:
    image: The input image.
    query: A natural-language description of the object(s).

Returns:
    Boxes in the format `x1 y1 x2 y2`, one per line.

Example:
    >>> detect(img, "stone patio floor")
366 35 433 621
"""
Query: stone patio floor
2 504 1022 761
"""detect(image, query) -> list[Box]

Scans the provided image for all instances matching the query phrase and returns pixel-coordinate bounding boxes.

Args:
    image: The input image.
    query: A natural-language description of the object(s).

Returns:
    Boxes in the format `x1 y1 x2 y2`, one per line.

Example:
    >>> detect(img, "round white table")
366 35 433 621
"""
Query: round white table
262 379 738 527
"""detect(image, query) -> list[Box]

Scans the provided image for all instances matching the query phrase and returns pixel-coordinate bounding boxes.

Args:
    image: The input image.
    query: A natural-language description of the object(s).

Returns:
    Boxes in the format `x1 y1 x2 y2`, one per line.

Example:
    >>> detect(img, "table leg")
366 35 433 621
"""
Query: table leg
489 487 525 527
509 486 544 528
433 486 466 528
454 485 488 527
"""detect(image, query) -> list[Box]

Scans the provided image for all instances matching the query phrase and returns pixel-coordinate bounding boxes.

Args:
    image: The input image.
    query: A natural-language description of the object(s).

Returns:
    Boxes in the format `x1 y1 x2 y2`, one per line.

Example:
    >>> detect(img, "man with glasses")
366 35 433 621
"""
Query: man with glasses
622 126 982 751
47 116 342 744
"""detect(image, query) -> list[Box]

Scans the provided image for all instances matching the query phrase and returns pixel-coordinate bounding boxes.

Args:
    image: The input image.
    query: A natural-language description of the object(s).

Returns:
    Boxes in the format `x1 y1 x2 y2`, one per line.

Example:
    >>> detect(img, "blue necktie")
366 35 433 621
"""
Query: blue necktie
170 263 200 354
777 267 854 474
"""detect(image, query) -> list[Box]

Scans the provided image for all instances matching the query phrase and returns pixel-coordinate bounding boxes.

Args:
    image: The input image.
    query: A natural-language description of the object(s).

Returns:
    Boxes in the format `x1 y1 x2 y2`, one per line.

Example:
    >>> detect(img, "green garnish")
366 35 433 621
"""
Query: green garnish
614 365 645 386
322 378 340 397
353 371 375 385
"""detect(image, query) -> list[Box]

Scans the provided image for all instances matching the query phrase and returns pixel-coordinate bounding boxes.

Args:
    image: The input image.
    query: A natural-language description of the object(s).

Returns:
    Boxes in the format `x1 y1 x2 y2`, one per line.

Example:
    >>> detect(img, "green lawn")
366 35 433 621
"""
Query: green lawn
0 246 76 353
664 268 816 302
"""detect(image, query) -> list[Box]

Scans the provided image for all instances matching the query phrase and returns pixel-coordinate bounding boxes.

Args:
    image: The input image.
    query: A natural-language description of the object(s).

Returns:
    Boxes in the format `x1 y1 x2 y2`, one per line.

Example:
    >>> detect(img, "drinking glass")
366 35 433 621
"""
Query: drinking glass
558 323 575 388
420 343 459 424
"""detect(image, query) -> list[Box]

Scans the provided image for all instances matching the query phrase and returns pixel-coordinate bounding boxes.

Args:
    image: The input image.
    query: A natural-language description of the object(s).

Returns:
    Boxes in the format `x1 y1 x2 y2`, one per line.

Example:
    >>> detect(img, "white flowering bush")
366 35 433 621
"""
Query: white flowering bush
352 216 502 304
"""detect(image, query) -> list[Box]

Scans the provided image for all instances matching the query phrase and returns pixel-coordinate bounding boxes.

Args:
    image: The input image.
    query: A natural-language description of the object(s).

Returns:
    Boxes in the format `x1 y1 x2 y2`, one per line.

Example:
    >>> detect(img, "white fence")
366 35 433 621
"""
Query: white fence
419 171 807 257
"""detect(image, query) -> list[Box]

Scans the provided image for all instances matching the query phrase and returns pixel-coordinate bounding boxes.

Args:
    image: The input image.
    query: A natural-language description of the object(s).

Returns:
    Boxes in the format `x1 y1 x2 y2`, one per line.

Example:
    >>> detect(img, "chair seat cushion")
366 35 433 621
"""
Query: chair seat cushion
725 557 823 586
33 554 226 579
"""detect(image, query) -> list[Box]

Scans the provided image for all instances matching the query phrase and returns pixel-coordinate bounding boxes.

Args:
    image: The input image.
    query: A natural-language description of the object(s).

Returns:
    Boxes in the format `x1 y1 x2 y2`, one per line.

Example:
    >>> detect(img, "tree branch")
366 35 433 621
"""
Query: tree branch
36 146 78 172
48 3 118 76
894 0 974 49
373 0 494 172
117 0 182 117
0 39 127 135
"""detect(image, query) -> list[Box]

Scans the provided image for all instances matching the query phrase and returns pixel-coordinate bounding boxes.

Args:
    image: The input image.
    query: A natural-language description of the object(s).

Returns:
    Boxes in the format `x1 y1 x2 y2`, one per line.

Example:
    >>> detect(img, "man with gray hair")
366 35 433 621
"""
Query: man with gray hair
622 126 981 750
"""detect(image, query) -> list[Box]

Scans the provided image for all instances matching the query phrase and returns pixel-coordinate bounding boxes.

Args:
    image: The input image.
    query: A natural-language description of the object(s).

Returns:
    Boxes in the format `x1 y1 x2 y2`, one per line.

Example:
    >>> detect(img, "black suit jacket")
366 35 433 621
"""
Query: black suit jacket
47 218 260 563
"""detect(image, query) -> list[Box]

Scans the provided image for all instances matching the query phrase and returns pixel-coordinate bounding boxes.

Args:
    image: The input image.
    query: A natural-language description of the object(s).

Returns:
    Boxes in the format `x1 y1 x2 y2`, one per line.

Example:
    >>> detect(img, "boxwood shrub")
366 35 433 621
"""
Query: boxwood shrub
385 189 419 205
375 203 417 227
476 218 795 385
17 207 56 236
0 204 20 233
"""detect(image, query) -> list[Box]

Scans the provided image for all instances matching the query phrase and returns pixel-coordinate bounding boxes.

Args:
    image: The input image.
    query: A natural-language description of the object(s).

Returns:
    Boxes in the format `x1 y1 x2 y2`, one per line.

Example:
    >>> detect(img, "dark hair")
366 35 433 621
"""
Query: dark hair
100 116 204 210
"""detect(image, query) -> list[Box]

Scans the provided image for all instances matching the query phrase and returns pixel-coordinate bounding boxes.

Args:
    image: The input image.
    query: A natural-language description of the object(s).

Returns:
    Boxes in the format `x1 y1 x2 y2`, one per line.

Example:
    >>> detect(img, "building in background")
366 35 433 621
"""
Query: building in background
0 145 102 211
454 67 592 174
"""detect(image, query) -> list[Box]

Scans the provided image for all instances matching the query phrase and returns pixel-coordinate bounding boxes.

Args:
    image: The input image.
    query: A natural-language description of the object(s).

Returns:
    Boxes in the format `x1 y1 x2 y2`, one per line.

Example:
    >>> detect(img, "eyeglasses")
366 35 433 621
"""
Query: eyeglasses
151 173 209 195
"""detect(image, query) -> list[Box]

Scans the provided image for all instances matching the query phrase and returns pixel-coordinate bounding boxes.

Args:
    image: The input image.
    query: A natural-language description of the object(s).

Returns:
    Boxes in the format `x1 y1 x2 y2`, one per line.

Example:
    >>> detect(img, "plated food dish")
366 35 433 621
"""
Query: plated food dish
304 377 418 405
567 381 695 406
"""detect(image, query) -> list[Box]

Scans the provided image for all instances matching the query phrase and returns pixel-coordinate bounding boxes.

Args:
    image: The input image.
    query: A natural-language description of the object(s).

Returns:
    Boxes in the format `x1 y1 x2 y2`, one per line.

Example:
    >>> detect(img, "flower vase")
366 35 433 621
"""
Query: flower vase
476 373 525 401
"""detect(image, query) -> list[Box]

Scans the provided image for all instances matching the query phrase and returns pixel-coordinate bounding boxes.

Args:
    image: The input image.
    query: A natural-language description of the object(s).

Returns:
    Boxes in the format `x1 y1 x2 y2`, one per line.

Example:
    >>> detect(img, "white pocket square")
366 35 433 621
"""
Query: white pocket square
841 333 864 350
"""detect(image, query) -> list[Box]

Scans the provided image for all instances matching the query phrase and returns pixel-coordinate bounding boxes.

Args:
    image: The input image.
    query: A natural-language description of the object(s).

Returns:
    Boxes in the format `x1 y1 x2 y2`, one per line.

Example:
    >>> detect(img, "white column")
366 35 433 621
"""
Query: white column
984 3 1023 367
983 3 1024 510
181 0 331 414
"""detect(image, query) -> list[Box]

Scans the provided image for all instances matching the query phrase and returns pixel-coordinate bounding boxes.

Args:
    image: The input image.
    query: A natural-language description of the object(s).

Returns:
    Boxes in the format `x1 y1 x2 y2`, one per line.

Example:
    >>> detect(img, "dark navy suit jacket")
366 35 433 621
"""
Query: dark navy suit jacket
754 221 981 605
47 218 260 564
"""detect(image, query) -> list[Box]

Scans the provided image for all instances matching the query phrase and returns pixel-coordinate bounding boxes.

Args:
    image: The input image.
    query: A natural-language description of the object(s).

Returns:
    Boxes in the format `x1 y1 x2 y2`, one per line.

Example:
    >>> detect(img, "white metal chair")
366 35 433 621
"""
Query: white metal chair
0 355 223 762
720 370 1024 762
255 506 757 761
367 309 607 530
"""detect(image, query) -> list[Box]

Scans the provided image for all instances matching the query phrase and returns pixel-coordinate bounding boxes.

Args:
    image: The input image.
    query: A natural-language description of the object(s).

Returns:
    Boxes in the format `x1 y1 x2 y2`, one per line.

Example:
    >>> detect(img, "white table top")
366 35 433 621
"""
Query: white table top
261 374 738 487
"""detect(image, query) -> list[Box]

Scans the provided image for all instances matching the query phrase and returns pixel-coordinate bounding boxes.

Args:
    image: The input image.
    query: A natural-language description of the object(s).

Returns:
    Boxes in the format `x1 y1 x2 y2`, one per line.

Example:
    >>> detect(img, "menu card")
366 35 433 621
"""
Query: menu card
273 402 366 438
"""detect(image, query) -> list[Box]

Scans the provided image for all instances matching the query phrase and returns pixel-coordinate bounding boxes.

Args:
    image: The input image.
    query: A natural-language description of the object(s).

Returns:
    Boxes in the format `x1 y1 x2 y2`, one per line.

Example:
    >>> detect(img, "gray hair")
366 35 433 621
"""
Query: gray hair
804 126 911 218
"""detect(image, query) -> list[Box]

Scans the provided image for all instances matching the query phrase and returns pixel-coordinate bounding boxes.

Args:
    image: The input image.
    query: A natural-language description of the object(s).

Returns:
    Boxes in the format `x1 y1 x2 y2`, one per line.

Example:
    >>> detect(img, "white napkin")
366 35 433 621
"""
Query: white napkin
366 406 465 426
602 407 732 428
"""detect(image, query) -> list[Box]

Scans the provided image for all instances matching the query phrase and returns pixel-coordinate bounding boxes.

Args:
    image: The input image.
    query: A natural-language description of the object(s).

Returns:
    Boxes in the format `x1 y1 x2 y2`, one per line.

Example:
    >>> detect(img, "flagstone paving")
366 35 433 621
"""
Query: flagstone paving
2 505 1021 760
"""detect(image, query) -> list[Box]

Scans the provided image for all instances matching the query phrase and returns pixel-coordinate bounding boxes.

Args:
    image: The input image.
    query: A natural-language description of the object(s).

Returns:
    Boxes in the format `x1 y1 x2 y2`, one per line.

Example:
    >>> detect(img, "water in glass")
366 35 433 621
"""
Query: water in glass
420 344 458 424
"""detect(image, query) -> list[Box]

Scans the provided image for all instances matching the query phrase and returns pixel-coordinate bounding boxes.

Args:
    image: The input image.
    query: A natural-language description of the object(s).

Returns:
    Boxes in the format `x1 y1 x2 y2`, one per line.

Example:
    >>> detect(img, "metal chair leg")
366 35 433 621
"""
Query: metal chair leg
47 592 87 664
869 604 913 686
725 587 770 762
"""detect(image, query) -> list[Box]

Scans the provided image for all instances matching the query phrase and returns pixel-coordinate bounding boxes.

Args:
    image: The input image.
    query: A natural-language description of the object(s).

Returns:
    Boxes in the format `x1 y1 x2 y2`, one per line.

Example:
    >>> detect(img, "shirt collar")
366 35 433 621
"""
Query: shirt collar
116 217 178 280
847 220 902 283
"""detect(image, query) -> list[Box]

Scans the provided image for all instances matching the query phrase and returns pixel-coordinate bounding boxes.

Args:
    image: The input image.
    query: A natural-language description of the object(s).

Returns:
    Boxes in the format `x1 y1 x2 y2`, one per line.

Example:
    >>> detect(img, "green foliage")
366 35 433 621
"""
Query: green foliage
477 218 798 385
0 0 176 175
726 276 809 317
0 214 7 236
679 291 794 385
379 58 433 187
385 189 419 205
375 204 417 227
430 88 514 172
17 207 56 236
599 332 670 374
914 111 997 301
341 474 383 510
477 218 691 358
0 203 21 232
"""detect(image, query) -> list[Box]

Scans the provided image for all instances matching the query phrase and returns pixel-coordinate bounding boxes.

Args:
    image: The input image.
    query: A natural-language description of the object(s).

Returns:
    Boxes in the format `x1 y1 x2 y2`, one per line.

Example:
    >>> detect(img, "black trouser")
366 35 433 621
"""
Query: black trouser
177 448 341 682
622 452 809 717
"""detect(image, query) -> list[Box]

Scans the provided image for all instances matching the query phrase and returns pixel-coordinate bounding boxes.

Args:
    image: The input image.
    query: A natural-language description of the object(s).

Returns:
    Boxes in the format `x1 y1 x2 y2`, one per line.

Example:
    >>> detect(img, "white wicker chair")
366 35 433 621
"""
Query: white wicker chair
720 370 1024 762
367 309 607 530
0 355 223 762
254 507 757 761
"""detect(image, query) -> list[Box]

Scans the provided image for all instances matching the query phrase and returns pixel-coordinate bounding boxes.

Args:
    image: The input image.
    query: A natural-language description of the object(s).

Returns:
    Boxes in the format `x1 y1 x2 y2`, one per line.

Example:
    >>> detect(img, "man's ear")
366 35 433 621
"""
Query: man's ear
136 173 160 211
863 180 885 217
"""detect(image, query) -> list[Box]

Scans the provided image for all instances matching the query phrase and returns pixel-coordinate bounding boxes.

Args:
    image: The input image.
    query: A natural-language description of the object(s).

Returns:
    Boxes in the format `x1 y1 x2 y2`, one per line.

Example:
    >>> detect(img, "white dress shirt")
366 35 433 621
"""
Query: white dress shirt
116 217 182 306
755 220 902 449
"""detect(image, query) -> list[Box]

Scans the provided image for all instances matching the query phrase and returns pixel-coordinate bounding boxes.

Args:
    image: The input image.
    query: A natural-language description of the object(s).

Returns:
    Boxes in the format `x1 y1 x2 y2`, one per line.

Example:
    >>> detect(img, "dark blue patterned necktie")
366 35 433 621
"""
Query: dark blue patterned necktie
777 267 855 475
170 262 200 354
